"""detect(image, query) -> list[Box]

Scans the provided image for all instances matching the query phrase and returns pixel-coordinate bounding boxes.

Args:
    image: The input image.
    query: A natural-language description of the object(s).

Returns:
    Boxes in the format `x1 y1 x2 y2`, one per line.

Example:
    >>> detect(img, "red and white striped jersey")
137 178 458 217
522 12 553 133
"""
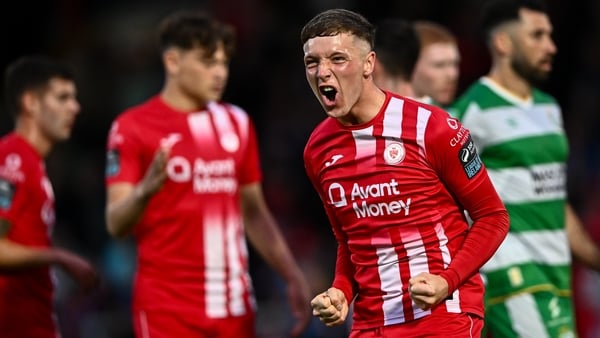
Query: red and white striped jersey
106 96 261 319
304 91 507 329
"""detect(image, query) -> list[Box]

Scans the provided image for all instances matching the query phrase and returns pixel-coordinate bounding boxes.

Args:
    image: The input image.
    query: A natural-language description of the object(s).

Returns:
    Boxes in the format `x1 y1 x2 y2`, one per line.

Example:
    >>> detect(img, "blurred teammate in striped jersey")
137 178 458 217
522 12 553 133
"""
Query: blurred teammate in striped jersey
104 11 310 338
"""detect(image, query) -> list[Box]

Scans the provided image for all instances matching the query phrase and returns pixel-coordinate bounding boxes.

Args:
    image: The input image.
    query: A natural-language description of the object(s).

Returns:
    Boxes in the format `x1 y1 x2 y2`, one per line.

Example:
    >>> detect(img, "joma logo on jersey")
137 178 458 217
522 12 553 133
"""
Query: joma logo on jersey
327 179 411 218
167 156 237 194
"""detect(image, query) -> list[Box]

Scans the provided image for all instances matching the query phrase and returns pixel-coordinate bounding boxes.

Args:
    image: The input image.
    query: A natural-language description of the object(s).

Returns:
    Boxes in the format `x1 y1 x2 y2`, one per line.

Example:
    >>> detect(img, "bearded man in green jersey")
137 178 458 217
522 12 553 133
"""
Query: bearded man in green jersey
451 0 600 337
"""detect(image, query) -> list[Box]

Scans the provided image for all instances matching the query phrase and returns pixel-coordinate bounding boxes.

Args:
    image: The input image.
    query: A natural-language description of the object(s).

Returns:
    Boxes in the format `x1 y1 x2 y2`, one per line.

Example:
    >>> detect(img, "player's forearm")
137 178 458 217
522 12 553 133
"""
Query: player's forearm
106 184 150 238
441 172 510 292
332 240 357 303
0 239 63 270
566 203 600 271
441 209 509 293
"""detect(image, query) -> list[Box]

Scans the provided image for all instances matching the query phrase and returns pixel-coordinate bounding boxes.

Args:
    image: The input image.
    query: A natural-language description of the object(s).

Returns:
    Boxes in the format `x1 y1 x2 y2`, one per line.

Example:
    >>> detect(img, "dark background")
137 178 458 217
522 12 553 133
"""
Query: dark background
2 1 599 337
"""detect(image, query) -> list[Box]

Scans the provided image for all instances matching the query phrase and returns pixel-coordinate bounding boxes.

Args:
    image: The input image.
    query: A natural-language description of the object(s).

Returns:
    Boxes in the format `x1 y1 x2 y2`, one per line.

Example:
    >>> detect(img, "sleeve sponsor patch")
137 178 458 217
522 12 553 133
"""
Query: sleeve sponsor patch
0 178 15 210
459 136 483 179
105 149 121 177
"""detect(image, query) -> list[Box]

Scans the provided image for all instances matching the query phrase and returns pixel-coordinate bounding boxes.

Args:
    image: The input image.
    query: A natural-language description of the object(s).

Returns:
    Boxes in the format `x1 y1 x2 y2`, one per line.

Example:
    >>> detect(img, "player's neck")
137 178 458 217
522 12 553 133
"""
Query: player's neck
487 63 532 100
14 119 52 157
160 86 208 113
343 84 386 126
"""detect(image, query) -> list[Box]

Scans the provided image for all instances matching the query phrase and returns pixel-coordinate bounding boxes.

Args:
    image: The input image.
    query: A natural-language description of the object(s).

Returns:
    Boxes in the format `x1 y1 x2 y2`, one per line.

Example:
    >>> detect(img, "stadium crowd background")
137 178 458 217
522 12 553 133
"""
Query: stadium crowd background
1 0 599 337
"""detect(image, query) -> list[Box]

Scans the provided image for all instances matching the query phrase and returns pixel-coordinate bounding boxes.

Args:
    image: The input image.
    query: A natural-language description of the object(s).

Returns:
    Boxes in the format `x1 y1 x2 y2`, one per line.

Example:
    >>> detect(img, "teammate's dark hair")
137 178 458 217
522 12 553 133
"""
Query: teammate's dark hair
158 11 236 59
4 55 74 119
480 0 548 43
374 19 420 81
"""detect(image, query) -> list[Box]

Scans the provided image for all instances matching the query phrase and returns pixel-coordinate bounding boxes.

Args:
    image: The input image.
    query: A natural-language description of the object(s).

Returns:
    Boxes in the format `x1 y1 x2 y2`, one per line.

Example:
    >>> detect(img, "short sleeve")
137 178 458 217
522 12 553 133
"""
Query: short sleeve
105 118 144 185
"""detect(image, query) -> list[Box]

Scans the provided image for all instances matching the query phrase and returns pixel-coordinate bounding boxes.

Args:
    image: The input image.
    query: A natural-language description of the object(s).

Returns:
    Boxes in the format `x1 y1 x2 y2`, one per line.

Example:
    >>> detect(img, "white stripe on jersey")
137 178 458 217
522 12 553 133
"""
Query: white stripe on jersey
482 230 570 272
208 102 240 153
352 126 376 168
435 222 452 268
226 209 245 316
373 235 406 324
205 214 227 318
382 97 405 142
401 229 433 320
237 218 257 311
435 223 462 313
486 162 566 204
204 203 249 318
188 112 214 148
416 106 431 157
139 310 150 338
462 101 562 150
228 104 250 144
207 102 230 132
506 293 549 337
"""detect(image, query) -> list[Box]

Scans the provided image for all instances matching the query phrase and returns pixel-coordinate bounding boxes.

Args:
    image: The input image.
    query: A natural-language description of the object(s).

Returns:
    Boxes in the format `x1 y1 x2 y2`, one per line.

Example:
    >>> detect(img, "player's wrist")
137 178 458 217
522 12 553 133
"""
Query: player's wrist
134 183 152 202
439 269 459 295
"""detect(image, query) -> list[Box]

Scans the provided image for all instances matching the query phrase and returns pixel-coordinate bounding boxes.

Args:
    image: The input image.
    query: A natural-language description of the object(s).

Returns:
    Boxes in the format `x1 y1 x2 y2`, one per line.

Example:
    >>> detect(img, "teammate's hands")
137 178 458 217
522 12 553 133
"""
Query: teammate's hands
409 272 449 310
137 146 171 199
286 274 312 337
311 287 348 327
55 249 99 293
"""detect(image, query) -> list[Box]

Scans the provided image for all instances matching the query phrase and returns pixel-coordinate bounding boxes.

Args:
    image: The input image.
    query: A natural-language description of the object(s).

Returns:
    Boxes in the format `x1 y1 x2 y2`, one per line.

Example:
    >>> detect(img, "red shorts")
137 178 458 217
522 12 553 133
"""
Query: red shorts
350 312 483 338
133 309 256 338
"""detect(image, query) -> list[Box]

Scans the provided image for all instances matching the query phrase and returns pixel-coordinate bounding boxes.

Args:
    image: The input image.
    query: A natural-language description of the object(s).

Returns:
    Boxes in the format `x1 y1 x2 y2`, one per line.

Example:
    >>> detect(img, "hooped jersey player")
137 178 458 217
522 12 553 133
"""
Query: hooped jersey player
106 96 261 319
451 77 575 337
304 91 508 329
0 133 58 338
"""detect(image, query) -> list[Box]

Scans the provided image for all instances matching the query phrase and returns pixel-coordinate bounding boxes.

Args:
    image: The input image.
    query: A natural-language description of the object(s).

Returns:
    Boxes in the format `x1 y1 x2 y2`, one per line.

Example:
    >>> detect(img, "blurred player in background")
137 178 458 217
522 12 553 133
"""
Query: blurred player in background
372 18 420 98
452 0 600 336
104 11 311 338
412 21 461 108
301 8 508 337
0 55 99 338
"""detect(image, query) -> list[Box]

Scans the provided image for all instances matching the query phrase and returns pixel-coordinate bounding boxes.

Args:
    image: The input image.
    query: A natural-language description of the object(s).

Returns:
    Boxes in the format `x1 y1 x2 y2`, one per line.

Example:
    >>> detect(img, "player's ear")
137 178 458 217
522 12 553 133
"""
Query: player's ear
163 48 180 75
364 50 376 78
493 31 513 57
21 90 41 118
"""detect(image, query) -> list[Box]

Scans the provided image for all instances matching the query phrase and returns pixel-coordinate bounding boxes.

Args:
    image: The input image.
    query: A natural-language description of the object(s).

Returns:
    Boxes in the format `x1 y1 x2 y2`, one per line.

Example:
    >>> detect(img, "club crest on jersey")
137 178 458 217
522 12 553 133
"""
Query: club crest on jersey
383 142 405 165
220 133 240 153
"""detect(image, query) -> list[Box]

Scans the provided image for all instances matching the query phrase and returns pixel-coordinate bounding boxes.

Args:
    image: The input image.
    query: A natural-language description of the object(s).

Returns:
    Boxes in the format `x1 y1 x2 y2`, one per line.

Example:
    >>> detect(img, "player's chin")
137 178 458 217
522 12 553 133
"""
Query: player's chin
323 104 346 118
537 59 553 73
208 89 224 101
54 129 72 142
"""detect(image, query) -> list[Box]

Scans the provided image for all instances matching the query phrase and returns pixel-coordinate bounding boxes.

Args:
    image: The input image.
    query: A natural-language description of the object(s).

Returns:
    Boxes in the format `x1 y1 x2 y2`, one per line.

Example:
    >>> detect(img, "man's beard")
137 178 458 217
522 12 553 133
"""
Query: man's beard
511 53 551 87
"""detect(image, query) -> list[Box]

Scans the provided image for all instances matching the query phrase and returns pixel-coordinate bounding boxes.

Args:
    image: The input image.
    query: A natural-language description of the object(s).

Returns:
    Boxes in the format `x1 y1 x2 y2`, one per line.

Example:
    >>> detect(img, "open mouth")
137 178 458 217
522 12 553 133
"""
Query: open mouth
319 86 337 103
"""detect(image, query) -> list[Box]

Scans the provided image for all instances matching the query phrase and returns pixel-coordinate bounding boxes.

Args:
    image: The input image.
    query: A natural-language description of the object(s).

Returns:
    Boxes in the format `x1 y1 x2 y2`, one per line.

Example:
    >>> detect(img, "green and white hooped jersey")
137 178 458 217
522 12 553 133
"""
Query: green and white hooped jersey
451 77 571 302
